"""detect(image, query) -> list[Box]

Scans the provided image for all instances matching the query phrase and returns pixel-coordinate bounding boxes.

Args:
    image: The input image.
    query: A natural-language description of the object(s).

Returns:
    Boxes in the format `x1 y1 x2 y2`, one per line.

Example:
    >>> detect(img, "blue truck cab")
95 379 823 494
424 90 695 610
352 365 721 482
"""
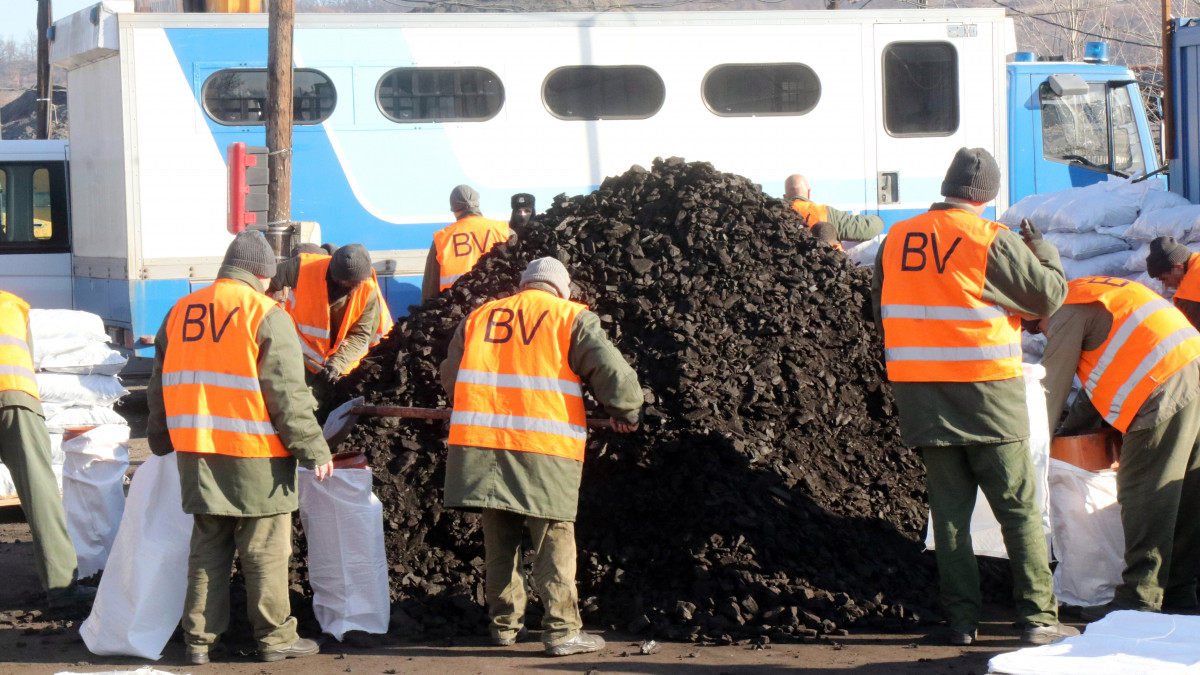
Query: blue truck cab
1008 44 1159 205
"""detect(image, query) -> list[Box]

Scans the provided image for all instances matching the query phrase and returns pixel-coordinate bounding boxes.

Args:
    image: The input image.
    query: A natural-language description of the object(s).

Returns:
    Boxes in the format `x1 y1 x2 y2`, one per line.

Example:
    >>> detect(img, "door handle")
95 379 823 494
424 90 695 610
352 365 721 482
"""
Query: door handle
878 171 899 204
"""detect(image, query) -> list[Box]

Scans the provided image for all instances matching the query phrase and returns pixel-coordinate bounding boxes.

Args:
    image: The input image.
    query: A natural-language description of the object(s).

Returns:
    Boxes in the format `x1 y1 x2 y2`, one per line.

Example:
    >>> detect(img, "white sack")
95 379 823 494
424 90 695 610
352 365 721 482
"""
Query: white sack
1001 190 1071 229
80 452 192 660
1141 185 1192 213
1043 232 1130 260
1023 332 1046 359
845 233 886 267
29 309 109 367
62 425 130 578
298 467 390 640
0 463 15 498
1048 186 1141 233
1049 459 1124 607
1125 205 1200 243
45 406 128 433
1095 222 1134 238
1124 242 1151 272
1061 250 1135 280
926 364 1051 558
987 610 1200 675
36 373 127 408
40 343 128 376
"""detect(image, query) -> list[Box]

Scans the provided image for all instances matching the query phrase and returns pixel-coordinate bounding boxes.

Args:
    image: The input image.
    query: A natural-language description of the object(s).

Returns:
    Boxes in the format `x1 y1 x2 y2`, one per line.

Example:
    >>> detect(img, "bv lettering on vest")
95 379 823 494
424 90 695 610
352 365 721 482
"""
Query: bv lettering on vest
0 291 40 400
880 209 1022 383
1065 276 1200 432
162 279 289 459
449 289 589 462
433 216 511 291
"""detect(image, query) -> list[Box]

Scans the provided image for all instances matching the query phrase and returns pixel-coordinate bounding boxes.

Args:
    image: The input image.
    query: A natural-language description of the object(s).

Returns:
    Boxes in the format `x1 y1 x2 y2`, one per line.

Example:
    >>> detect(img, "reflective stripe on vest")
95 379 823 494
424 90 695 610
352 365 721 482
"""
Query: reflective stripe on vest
0 291 39 401
161 279 288 458
790 200 828 226
285 253 394 375
1066 276 1200 432
1174 253 1200 306
449 288 589 462
880 208 1022 383
432 216 510 291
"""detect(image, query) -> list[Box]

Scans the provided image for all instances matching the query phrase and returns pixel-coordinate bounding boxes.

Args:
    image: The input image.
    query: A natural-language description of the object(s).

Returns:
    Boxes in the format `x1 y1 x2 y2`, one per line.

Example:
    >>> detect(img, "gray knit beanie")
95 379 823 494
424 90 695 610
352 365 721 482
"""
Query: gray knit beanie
520 257 571 299
223 231 277 279
330 243 373 282
1147 236 1193 278
941 147 1001 203
449 184 481 214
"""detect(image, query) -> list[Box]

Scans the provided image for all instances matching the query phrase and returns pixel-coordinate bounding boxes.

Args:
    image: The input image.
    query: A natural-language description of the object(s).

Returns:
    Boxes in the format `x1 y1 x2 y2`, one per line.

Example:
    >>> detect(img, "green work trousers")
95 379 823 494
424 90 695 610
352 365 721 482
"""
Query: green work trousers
482 508 583 647
0 406 78 601
1114 395 1200 611
182 512 297 653
922 440 1058 632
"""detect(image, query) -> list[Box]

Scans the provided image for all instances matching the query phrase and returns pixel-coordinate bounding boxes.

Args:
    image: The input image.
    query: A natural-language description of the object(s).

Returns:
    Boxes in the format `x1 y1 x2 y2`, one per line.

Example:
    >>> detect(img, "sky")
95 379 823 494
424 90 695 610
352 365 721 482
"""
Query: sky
1 0 99 44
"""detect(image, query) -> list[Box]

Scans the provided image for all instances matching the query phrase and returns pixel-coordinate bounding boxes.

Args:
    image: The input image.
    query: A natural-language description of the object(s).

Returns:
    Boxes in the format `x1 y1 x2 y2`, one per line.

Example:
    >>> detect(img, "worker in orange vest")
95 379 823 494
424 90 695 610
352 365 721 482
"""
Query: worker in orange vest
1036 275 1200 619
0 291 91 609
268 244 393 394
440 257 642 657
1147 236 1200 328
146 231 332 665
421 184 515 302
872 148 1077 646
783 173 883 242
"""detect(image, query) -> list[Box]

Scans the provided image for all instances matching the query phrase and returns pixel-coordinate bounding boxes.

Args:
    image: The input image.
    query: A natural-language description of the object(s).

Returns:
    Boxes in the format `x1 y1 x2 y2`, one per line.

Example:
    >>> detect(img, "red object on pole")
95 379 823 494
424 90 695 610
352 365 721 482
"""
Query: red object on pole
226 142 260 234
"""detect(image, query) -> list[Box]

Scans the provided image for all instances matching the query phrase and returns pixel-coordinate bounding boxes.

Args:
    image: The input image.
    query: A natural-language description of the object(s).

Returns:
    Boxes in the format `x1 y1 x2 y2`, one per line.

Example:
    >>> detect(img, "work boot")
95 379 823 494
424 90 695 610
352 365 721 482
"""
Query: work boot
1020 622 1080 645
259 637 320 662
926 626 976 646
1079 601 1127 623
492 627 529 646
545 631 605 656
185 643 224 665
47 584 96 609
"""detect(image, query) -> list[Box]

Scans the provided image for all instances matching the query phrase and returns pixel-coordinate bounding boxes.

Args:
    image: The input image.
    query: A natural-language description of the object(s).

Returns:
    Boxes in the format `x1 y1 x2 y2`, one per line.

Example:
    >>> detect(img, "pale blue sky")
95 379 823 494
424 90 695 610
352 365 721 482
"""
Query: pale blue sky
1 0 99 44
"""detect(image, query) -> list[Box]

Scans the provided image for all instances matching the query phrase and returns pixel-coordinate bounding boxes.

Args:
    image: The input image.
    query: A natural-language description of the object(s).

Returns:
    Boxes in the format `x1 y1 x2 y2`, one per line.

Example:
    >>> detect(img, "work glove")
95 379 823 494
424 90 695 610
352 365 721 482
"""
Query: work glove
1019 218 1043 249
319 364 342 387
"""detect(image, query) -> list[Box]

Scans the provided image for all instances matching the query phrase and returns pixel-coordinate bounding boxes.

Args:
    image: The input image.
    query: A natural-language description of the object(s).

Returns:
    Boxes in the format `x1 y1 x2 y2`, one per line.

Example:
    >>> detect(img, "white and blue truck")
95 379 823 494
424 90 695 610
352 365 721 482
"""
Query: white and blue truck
0 1 1159 362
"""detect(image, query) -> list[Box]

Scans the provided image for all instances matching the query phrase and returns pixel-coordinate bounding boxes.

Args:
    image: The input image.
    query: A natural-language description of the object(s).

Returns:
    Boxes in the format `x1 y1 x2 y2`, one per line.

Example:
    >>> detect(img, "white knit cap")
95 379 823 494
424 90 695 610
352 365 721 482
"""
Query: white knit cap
520 257 571 299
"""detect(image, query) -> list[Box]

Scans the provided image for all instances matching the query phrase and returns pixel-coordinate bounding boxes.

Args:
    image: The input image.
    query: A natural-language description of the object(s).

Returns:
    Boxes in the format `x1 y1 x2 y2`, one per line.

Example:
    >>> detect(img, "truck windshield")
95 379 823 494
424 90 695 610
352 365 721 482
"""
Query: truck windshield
1039 82 1146 177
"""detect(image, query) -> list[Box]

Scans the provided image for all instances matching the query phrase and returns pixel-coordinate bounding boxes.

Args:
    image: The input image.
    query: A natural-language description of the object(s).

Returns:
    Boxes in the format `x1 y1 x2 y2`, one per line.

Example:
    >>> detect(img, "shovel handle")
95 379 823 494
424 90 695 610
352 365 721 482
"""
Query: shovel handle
350 405 613 428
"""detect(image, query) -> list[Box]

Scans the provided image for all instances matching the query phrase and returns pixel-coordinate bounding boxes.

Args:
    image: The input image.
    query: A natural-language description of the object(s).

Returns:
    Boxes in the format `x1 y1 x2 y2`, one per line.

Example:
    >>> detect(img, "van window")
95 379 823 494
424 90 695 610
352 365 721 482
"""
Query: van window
202 68 336 126
882 42 959 136
377 67 504 122
703 64 820 116
543 66 664 120
0 162 68 253
1040 81 1147 177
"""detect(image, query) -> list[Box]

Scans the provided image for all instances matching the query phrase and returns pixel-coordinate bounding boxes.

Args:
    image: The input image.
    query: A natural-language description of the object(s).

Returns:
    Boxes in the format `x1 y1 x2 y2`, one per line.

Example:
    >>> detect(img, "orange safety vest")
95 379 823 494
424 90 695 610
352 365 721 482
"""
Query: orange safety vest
790 199 829 227
1065 276 1200 432
285 253 394 375
880 209 1023 383
432 216 510 291
1174 253 1200 305
449 288 589 462
0 291 39 400
161 279 289 458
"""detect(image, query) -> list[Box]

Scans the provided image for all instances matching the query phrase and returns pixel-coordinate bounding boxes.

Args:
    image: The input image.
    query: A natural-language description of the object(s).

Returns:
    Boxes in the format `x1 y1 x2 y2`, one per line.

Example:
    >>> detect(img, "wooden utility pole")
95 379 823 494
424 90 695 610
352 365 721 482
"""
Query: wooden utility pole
1163 0 1174 161
266 0 295 258
36 0 51 139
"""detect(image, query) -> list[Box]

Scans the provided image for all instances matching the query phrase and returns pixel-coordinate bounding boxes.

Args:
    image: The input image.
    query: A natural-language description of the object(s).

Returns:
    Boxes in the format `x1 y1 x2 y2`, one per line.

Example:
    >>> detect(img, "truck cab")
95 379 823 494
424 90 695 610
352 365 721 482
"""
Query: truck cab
0 140 72 310
1007 46 1159 204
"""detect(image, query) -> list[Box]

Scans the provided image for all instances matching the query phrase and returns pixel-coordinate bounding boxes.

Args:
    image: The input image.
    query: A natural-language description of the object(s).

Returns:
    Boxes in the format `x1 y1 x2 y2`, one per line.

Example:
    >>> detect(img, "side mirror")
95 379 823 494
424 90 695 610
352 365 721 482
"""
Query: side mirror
1047 74 1090 97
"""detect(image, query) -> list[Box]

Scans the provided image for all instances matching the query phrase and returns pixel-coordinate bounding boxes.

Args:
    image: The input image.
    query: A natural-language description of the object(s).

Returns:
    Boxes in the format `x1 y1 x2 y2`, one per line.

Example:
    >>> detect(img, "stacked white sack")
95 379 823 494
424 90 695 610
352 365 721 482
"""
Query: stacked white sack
27 309 130 577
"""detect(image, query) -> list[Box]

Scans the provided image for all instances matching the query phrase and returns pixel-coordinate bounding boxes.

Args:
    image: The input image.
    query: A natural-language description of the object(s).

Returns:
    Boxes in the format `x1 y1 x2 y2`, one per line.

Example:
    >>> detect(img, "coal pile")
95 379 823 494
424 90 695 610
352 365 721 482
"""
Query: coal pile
328 157 939 643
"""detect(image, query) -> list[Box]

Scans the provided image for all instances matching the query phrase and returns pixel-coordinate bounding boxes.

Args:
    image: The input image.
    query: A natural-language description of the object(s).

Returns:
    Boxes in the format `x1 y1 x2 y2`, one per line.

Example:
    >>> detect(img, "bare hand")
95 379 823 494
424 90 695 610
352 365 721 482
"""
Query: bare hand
313 460 334 482
611 417 640 433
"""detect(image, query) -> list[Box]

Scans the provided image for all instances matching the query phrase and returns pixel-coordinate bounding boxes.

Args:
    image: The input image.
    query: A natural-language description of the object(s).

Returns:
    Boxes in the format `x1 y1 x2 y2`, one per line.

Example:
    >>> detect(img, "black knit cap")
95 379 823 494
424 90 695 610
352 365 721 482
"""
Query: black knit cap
511 193 535 210
941 147 1001 203
330 243 372 282
810 221 839 245
290 242 325 257
1147 236 1193 278
222 231 277 278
